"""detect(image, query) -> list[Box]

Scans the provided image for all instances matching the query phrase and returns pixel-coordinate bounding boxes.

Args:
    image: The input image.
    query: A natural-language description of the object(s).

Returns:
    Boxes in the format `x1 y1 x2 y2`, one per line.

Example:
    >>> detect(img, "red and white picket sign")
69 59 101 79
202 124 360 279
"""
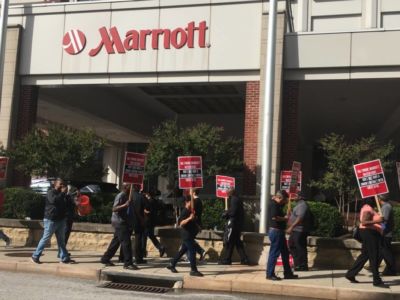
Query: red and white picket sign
289 161 301 195
178 156 203 189
122 152 146 185
276 239 294 267
216 175 235 198
280 170 302 195
354 159 388 198
0 157 9 180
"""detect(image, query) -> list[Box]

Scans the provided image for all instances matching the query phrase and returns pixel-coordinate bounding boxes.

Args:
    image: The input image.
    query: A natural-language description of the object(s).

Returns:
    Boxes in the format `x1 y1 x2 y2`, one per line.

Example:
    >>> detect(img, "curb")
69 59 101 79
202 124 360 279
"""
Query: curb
0 259 399 299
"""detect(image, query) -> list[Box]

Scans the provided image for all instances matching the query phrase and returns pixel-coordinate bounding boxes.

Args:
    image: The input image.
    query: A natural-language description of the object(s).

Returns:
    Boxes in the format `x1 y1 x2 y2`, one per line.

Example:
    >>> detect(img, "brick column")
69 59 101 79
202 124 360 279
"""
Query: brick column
12 85 39 187
280 81 299 170
243 81 260 195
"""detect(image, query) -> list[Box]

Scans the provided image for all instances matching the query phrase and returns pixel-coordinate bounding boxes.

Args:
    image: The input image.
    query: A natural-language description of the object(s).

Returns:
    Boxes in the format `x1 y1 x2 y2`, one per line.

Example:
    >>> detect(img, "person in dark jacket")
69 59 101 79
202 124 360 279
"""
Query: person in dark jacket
166 195 203 276
218 188 250 265
132 185 146 264
378 194 396 276
101 184 138 270
32 178 72 264
142 191 166 257
64 187 80 247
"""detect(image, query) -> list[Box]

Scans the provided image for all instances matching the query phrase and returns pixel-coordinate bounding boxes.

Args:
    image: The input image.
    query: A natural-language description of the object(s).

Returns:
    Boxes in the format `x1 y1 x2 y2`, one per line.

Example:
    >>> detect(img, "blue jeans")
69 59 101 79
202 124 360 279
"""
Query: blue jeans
171 238 197 271
33 218 69 261
266 228 291 277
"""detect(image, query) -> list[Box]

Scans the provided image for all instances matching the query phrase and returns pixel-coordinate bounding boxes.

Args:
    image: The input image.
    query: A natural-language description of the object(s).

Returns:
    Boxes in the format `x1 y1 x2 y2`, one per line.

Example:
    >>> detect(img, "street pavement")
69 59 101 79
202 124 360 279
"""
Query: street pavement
0 245 399 300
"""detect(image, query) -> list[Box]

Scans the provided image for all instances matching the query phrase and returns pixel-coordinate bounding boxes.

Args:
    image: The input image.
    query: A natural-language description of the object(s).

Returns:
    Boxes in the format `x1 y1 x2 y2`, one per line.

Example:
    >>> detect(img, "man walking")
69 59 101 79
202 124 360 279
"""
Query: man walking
132 185 146 264
378 194 396 276
32 178 72 264
100 184 138 270
287 193 310 271
218 188 250 265
266 190 298 280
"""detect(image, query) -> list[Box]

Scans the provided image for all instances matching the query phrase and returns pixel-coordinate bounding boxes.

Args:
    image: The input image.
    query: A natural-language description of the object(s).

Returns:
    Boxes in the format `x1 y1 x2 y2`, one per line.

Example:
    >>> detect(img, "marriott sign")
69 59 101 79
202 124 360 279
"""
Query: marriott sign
62 21 209 56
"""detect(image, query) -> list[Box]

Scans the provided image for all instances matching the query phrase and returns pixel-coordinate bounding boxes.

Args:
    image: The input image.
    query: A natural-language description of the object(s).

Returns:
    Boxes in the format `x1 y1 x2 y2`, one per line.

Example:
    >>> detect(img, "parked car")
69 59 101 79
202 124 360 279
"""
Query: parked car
30 178 119 195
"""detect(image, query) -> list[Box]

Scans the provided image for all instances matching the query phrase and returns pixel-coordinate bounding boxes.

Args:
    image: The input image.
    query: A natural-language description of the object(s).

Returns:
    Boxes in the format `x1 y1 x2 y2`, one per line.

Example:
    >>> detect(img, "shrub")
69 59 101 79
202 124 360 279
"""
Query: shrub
202 198 226 230
2 187 45 219
308 201 344 237
392 206 400 241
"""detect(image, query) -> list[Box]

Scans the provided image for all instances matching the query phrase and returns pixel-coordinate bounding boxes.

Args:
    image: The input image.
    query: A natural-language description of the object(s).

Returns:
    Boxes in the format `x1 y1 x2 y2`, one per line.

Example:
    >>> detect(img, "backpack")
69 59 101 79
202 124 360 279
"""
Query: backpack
304 205 317 232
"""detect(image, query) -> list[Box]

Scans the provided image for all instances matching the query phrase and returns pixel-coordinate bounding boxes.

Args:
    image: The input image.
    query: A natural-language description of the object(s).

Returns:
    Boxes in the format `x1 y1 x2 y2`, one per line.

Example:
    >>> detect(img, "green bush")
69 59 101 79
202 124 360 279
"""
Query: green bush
2 187 45 219
202 198 226 230
392 206 400 241
308 201 344 238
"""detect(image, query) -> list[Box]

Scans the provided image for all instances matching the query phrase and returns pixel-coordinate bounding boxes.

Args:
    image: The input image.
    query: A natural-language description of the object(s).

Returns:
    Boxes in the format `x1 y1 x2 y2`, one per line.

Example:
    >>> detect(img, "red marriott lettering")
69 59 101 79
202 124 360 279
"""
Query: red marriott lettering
88 21 208 56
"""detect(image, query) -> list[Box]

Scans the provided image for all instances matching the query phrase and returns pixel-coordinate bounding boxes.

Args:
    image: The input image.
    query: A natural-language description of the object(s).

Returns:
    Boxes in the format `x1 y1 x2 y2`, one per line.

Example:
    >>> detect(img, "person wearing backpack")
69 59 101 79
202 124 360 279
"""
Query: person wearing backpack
287 193 311 271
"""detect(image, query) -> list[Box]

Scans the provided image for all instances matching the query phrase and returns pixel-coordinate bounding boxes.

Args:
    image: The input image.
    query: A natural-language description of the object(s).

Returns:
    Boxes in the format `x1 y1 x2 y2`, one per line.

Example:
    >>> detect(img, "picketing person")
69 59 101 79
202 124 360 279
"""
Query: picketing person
100 184 138 270
166 195 203 276
377 193 396 276
32 178 73 264
266 190 298 280
218 188 250 265
287 193 311 271
142 190 166 258
345 197 385 287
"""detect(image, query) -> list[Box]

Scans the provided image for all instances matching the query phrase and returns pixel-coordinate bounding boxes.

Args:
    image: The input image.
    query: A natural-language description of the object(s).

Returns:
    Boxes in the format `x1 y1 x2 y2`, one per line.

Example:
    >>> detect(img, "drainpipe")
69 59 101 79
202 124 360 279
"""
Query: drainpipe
259 0 278 234
0 0 9 106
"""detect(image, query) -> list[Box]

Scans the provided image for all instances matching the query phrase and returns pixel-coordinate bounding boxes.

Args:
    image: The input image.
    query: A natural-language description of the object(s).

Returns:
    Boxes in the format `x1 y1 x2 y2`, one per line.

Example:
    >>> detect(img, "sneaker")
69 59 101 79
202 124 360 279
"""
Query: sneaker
284 273 299 279
345 275 359 283
159 246 166 258
31 256 41 264
266 275 281 281
166 264 178 273
373 280 388 288
190 270 204 277
101 260 115 267
124 264 138 270
60 259 76 264
199 250 206 261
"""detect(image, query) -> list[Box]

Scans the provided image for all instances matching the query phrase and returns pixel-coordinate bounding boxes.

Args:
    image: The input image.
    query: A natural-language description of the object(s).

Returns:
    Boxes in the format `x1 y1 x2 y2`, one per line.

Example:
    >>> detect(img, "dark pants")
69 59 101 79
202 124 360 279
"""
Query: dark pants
267 228 292 277
220 228 248 263
171 238 197 271
379 236 396 274
175 240 204 261
289 231 308 269
142 225 162 254
134 228 145 262
102 224 133 267
65 218 74 246
346 229 382 284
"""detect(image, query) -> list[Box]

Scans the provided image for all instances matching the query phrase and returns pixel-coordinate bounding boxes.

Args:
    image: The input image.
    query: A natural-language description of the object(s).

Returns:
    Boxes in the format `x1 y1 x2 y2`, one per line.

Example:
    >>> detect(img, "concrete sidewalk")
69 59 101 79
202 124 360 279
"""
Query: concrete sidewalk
0 245 399 300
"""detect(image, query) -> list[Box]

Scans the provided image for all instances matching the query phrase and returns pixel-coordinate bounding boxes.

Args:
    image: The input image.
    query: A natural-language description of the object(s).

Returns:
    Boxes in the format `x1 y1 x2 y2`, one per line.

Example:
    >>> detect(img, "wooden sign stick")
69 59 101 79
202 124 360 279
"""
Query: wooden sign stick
287 194 292 215
224 197 228 210
374 195 382 215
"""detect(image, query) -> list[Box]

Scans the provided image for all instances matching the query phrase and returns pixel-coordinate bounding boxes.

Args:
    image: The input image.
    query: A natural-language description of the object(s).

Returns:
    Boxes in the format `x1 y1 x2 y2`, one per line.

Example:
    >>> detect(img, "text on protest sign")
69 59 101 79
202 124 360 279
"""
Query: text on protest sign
0 157 9 180
289 161 302 194
354 159 388 198
216 175 235 198
122 152 146 185
178 156 203 189
280 170 302 194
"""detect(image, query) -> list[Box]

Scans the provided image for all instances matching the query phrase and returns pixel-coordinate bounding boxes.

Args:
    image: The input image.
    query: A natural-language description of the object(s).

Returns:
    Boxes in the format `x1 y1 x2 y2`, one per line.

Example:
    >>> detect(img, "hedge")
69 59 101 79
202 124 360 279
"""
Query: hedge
307 201 344 238
2 187 45 220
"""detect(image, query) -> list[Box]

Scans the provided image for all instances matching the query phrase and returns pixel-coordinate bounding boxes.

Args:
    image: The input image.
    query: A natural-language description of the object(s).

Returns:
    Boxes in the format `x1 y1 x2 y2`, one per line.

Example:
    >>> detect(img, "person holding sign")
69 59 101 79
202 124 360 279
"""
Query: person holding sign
166 195 203 277
377 194 396 276
266 190 298 281
345 197 385 287
218 188 250 265
287 193 311 271
101 184 138 270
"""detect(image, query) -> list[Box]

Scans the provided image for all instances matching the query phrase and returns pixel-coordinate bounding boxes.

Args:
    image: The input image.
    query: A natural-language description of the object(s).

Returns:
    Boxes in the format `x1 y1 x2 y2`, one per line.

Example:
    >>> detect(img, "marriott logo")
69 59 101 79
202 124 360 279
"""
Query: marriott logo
62 21 209 56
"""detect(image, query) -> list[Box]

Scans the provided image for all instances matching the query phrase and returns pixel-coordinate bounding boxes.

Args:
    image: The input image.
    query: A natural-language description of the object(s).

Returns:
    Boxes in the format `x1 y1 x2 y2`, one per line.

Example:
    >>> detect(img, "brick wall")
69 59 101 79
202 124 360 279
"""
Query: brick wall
280 81 299 170
12 85 38 187
243 81 260 195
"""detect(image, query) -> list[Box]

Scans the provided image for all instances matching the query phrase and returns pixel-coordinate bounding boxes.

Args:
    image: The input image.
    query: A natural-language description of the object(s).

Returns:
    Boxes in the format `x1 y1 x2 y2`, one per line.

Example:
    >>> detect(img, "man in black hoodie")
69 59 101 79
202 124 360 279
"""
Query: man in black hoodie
32 178 72 264
218 188 250 265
